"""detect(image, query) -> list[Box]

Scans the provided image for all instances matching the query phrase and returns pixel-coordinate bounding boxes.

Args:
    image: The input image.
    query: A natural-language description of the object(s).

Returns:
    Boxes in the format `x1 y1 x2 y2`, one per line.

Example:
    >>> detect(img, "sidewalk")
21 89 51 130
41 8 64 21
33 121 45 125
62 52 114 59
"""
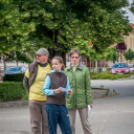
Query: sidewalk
0 88 109 108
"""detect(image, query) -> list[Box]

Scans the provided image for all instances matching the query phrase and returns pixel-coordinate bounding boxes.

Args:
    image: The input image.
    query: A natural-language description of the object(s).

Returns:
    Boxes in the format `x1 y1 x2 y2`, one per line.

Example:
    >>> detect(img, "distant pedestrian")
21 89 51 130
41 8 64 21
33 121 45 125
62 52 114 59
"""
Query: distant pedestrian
23 48 51 134
65 49 93 134
42 56 72 134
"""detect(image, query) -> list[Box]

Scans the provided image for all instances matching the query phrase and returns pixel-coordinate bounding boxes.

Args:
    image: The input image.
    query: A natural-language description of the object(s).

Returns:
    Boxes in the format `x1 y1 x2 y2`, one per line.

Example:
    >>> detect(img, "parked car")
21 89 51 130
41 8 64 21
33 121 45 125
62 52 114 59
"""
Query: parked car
3 66 27 76
128 64 134 72
110 63 130 74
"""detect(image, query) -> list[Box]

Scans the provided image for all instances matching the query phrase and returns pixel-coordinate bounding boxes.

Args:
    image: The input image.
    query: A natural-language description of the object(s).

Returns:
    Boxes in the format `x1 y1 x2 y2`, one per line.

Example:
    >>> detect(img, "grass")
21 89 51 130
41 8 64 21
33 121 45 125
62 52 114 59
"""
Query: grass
90 71 130 80
130 71 134 75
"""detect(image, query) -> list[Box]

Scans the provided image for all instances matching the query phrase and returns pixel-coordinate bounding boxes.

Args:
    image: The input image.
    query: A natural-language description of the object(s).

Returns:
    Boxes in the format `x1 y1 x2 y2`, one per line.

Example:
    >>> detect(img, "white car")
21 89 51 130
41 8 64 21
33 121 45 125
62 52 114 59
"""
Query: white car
128 64 134 72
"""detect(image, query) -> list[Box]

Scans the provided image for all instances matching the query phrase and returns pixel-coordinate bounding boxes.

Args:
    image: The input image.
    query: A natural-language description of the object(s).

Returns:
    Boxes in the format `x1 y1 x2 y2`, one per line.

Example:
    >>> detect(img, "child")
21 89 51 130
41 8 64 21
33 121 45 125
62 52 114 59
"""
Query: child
42 56 72 134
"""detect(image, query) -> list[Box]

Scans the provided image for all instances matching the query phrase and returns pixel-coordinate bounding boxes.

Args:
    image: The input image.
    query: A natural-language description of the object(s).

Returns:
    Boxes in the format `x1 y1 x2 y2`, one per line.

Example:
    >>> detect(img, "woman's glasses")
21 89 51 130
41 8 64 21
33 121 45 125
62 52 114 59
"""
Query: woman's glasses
71 56 79 59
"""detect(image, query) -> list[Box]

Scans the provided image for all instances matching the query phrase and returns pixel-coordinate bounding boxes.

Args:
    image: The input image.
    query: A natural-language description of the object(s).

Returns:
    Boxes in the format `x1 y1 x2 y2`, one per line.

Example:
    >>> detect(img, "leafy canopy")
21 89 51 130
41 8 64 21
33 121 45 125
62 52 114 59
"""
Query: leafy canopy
0 0 133 58
0 0 35 54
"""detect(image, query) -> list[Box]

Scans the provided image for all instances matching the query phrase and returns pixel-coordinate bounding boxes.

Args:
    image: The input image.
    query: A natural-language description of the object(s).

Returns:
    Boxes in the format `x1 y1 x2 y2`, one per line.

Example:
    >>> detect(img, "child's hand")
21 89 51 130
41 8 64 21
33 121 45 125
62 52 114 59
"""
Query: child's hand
54 89 62 94
68 90 73 95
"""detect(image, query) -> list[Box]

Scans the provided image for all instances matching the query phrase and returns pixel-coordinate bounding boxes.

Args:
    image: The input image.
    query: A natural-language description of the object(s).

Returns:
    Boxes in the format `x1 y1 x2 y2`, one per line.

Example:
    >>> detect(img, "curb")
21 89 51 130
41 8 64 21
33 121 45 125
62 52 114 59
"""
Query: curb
92 88 109 99
0 88 115 108
0 100 28 108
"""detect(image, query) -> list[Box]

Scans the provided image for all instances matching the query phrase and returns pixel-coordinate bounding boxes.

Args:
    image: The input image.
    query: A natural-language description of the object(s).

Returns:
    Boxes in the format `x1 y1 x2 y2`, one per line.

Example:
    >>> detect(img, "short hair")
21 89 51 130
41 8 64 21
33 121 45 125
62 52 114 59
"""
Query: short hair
69 49 81 57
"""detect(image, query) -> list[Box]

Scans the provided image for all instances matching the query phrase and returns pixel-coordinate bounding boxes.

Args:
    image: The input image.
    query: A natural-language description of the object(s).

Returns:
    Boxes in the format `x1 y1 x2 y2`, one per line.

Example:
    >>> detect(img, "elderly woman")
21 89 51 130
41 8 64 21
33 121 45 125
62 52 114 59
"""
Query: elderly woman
65 49 93 134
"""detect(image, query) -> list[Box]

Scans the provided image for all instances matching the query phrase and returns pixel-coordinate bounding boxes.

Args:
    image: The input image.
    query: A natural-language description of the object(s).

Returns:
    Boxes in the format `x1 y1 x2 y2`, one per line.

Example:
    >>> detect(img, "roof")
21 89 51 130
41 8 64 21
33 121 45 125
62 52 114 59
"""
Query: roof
108 43 117 48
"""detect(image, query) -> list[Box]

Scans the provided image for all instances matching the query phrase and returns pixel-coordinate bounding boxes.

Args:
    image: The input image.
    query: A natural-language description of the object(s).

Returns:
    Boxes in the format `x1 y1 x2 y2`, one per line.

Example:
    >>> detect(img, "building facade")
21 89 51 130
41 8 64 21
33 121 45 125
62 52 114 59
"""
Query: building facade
122 23 134 64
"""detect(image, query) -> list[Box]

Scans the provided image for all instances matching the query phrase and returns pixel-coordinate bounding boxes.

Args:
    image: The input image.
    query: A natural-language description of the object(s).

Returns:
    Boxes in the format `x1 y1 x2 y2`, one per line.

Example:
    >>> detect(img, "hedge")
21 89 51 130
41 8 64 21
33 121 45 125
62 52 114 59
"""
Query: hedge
3 73 25 82
90 71 130 80
0 82 27 102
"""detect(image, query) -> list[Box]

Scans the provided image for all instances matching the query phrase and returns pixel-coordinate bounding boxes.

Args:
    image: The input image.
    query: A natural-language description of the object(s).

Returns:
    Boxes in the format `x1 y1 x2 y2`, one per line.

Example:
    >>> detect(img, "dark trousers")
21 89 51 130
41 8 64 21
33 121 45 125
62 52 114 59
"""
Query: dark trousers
46 104 72 134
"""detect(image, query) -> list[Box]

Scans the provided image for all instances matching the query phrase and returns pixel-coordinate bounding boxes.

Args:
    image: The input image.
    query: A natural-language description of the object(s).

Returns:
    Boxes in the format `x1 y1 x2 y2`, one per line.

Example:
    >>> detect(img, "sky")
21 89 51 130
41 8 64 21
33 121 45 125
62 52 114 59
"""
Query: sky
124 8 134 23
124 0 134 23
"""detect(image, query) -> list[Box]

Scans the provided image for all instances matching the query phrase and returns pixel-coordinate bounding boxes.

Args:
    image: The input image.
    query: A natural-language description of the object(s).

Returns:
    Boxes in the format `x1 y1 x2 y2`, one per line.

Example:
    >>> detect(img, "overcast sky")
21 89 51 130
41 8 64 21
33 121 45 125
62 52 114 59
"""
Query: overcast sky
124 0 134 23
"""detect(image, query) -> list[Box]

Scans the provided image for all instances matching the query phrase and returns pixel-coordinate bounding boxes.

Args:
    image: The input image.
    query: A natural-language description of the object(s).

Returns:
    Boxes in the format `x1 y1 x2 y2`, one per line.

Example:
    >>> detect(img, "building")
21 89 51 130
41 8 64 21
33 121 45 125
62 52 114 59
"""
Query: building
121 23 134 64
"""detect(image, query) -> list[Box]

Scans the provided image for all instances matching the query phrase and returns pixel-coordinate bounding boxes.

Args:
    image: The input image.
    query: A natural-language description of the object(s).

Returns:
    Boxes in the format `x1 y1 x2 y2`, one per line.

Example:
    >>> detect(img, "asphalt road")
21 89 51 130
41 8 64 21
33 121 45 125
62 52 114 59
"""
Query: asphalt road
0 79 134 134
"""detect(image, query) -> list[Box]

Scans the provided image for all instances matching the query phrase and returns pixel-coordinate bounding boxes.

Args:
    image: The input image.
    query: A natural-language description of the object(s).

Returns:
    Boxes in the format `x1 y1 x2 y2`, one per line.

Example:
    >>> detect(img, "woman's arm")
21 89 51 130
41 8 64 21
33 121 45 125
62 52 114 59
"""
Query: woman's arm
85 68 93 104
42 75 56 95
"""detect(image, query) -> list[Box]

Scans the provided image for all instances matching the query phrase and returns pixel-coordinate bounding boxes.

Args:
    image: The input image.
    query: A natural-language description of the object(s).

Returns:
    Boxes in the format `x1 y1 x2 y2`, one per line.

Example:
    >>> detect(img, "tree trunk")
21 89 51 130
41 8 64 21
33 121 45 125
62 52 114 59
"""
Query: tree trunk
95 61 98 72
90 59 91 71
3 54 6 70
48 48 66 66
48 29 67 66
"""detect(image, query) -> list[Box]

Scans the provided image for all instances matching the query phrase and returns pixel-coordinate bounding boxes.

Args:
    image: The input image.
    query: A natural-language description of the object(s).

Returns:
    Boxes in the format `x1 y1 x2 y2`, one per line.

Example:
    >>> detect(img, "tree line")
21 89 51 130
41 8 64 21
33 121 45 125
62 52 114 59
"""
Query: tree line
0 0 134 63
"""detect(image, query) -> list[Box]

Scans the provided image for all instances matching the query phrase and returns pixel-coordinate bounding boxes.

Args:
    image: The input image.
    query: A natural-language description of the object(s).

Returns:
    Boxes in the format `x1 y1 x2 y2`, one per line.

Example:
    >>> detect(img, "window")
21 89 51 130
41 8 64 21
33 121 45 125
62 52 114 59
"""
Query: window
6 67 21 72
113 63 128 68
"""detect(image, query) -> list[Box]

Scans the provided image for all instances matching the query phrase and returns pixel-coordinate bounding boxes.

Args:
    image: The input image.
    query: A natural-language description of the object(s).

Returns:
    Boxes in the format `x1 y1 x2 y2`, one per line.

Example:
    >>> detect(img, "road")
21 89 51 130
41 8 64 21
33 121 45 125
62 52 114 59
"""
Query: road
0 79 134 134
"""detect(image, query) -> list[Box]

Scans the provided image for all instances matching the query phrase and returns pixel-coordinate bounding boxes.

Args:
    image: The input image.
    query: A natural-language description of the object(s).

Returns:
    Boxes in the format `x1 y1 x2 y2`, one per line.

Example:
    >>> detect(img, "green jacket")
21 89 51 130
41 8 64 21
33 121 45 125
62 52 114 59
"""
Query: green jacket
65 63 93 109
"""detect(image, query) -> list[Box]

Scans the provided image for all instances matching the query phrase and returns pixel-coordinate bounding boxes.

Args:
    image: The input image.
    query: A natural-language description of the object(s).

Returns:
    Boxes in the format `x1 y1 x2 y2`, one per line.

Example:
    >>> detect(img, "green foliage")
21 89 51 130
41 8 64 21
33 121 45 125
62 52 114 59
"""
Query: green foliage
131 71 134 75
0 0 133 59
90 71 97 75
0 82 26 102
0 0 35 53
76 45 118 66
98 67 103 73
3 73 25 82
104 46 118 63
75 45 104 64
123 48 134 61
130 1 134 13
5 51 33 64
90 71 130 80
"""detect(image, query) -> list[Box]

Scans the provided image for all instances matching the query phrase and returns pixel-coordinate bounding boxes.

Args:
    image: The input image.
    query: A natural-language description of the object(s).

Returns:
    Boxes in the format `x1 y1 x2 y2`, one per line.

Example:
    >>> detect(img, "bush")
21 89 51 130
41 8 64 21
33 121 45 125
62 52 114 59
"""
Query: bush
3 73 25 82
90 71 97 75
91 71 130 80
106 67 110 72
0 82 27 102
97 67 103 73
131 71 134 75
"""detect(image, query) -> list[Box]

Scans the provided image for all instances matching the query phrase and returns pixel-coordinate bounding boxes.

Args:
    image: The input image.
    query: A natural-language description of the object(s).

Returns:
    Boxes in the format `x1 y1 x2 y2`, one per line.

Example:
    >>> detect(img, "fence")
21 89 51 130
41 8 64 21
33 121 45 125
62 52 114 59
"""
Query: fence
88 67 110 72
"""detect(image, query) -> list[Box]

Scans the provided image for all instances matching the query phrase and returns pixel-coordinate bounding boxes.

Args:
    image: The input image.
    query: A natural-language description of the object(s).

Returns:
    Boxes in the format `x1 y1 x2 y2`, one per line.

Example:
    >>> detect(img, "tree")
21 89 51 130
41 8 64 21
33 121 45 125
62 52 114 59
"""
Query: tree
74 42 104 70
130 0 134 13
1 0 133 62
123 48 134 62
104 46 118 63
0 0 35 54
5 51 33 65
75 43 118 70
